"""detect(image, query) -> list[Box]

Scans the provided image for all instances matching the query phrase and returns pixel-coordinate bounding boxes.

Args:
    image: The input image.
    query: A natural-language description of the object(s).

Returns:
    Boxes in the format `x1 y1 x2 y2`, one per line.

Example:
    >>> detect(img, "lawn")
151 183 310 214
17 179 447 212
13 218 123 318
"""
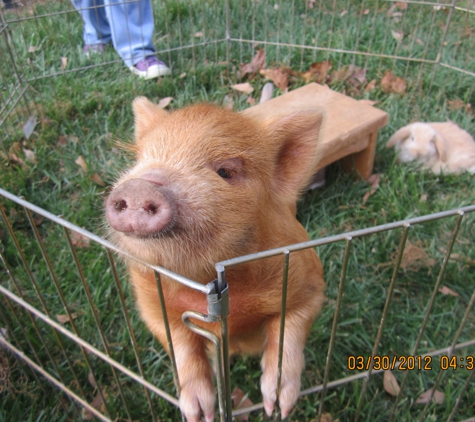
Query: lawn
0 1 474 421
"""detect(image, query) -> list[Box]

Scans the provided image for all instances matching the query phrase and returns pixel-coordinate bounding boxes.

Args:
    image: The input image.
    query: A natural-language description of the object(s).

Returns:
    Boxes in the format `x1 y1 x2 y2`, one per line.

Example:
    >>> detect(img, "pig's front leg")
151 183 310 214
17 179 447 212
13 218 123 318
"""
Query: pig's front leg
260 311 312 419
171 325 216 422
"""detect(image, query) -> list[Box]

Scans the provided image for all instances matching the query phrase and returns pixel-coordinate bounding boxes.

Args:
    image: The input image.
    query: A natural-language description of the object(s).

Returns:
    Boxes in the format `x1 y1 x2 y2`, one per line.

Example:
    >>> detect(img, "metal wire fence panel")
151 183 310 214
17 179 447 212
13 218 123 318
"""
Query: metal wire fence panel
0 1 474 421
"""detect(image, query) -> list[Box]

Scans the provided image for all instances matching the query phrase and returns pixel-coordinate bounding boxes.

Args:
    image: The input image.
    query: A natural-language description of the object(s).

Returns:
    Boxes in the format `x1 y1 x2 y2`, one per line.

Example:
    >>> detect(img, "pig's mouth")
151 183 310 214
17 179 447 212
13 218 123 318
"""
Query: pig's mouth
106 178 178 238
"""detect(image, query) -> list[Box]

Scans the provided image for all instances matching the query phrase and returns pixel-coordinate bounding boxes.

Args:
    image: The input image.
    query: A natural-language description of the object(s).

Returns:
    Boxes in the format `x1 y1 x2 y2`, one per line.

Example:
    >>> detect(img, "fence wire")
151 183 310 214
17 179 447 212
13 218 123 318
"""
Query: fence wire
0 0 474 421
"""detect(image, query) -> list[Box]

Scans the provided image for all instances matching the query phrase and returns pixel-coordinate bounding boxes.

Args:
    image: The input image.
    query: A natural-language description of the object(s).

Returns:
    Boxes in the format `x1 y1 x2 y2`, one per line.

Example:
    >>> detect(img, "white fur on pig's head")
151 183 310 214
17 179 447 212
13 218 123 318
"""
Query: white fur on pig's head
386 122 447 167
107 97 323 279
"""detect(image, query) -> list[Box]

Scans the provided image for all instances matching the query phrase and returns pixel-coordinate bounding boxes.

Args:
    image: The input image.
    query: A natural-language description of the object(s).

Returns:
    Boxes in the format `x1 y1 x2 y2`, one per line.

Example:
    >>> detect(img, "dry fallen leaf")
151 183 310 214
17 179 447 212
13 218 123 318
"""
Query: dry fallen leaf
363 174 380 204
56 313 78 324
22 148 37 163
83 389 108 420
231 387 254 421
158 97 173 108
238 49 266 79
416 388 445 404
57 135 67 147
396 1 408 10
75 155 88 172
61 57 68 70
28 46 40 53
179 72 186 79
194 31 204 37
438 285 459 297
395 240 436 271
91 173 105 186
383 370 400 396
365 79 377 92
231 82 254 94
71 231 90 248
381 70 407 94
391 30 404 42
246 96 256 106
301 60 332 84
260 68 289 91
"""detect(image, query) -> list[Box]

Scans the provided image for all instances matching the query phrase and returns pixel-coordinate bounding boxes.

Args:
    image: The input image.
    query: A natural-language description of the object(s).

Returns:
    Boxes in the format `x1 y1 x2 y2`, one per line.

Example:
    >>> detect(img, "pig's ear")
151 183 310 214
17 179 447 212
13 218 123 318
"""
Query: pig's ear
132 96 168 139
266 110 324 200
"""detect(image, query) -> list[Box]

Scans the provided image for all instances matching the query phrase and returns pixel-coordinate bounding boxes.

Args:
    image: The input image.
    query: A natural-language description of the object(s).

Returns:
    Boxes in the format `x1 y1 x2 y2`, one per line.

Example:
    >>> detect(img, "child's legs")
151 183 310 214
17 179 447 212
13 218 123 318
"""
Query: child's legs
71 0 112 45
105 0 156 67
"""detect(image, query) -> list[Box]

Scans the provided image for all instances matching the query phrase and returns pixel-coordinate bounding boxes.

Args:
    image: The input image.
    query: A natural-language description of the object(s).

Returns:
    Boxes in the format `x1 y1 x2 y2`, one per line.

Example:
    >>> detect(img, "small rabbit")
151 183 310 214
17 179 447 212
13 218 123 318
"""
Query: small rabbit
386 121 475 174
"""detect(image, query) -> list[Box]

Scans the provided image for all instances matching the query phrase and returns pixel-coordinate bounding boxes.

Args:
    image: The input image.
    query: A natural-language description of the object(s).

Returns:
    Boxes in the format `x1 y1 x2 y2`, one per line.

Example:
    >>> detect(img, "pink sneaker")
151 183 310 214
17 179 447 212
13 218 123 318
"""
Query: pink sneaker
130 56 171 79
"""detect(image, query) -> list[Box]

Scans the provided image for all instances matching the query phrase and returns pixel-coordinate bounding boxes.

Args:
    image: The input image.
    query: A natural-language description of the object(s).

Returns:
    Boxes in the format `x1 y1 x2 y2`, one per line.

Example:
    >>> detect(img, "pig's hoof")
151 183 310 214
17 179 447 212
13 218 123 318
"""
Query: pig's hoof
179 379 215 422
261 371 300 419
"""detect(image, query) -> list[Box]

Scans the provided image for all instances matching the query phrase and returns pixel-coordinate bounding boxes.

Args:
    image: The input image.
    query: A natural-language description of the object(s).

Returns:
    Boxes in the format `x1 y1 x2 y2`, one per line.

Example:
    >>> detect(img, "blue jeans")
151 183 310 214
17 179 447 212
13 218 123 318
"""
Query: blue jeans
71 0 156 67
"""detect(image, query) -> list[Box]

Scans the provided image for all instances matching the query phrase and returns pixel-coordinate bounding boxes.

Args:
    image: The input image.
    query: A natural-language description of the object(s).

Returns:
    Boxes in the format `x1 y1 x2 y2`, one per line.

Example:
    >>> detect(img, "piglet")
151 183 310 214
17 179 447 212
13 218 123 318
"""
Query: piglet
106 98 326 421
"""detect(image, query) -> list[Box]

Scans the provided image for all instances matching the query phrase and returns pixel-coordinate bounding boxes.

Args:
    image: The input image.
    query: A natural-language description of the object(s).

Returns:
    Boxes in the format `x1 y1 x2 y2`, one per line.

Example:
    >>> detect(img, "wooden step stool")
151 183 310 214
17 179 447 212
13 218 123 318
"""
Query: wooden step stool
242 83 389 182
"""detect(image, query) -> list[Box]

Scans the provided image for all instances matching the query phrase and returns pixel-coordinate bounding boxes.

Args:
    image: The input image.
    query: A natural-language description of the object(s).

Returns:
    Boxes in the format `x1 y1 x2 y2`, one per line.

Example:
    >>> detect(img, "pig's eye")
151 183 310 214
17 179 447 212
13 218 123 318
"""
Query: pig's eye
217 168 234 179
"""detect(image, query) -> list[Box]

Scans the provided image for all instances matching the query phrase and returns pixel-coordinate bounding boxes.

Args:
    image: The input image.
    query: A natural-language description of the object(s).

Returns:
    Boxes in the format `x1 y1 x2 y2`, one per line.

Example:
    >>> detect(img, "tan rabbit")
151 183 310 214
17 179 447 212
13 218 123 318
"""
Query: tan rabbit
386 121 475 174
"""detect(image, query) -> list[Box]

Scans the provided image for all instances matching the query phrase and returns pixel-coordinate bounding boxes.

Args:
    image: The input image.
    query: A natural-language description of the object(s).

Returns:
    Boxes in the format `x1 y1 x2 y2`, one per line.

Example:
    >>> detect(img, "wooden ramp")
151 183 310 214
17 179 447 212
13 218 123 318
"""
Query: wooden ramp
243 83 389 181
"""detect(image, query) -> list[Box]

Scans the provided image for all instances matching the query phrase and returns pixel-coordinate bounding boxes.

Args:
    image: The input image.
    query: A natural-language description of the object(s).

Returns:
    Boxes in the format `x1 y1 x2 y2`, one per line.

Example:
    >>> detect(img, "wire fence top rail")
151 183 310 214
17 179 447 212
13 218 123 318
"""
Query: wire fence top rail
217 204 475 268
0 187 211 294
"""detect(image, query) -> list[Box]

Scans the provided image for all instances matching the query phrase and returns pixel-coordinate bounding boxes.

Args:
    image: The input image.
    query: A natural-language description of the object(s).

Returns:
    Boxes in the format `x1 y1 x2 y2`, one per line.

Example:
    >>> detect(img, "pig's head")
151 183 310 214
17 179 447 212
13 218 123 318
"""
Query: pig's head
106 97 323 279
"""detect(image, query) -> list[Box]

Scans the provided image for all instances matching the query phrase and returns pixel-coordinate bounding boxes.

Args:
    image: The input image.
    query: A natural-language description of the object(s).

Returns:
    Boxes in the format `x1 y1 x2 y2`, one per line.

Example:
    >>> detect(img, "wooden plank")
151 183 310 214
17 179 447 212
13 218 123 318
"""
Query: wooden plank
242 83 389 176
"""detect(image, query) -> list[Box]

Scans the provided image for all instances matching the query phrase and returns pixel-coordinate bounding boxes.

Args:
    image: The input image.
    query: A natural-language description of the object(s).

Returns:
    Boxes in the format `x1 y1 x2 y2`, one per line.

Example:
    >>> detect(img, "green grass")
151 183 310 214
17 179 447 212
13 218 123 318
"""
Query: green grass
1 0 475 421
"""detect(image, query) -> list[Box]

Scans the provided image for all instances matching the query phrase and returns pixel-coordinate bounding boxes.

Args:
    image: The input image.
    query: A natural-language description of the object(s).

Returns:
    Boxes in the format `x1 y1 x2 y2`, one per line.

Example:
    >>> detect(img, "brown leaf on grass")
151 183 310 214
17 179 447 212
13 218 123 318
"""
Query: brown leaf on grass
383 370 400 396
71 231 90 248
8 142 25 166
246 96 256 106
157 97 173 108
238 49 266 79
260 68 289 91
194 31 204 37
231 387 254 421
232 83 254 94
57 135 67 147
91 173 105 186
83 389 108 420
396 241 436 271
28 46 40 53
391 30 404 42
307 0 317 9
56 313 78 324
301 60 332 84
61 57 67 70
22 148 36 163
438 285 459 297
365 79 377 92
317 413 335 422
416 388 445 404
75 155 87 172
396 1 408 10
381 70 407 94
362 174 380 204
447 98 473 116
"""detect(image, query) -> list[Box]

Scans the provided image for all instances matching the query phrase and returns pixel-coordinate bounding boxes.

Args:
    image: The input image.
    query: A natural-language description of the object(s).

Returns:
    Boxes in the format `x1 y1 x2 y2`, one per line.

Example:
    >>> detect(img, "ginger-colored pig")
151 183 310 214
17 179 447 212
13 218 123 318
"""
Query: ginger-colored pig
106 98 326 421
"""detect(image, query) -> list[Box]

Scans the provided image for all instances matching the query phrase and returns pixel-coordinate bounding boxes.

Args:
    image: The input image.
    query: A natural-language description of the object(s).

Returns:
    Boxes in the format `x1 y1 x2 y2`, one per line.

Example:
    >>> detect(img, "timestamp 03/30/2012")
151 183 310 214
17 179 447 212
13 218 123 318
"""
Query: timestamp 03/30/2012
347 355 474 371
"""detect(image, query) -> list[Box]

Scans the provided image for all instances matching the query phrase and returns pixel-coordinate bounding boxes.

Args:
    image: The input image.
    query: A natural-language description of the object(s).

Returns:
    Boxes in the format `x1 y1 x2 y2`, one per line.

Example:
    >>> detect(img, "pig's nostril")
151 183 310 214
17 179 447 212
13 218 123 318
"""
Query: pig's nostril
144 203 158 215
114 200 128 212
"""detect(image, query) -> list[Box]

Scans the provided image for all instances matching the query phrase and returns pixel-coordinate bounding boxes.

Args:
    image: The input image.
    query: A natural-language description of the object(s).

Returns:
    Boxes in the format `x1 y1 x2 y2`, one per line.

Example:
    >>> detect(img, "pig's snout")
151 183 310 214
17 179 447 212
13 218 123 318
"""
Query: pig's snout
106 178 176 236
